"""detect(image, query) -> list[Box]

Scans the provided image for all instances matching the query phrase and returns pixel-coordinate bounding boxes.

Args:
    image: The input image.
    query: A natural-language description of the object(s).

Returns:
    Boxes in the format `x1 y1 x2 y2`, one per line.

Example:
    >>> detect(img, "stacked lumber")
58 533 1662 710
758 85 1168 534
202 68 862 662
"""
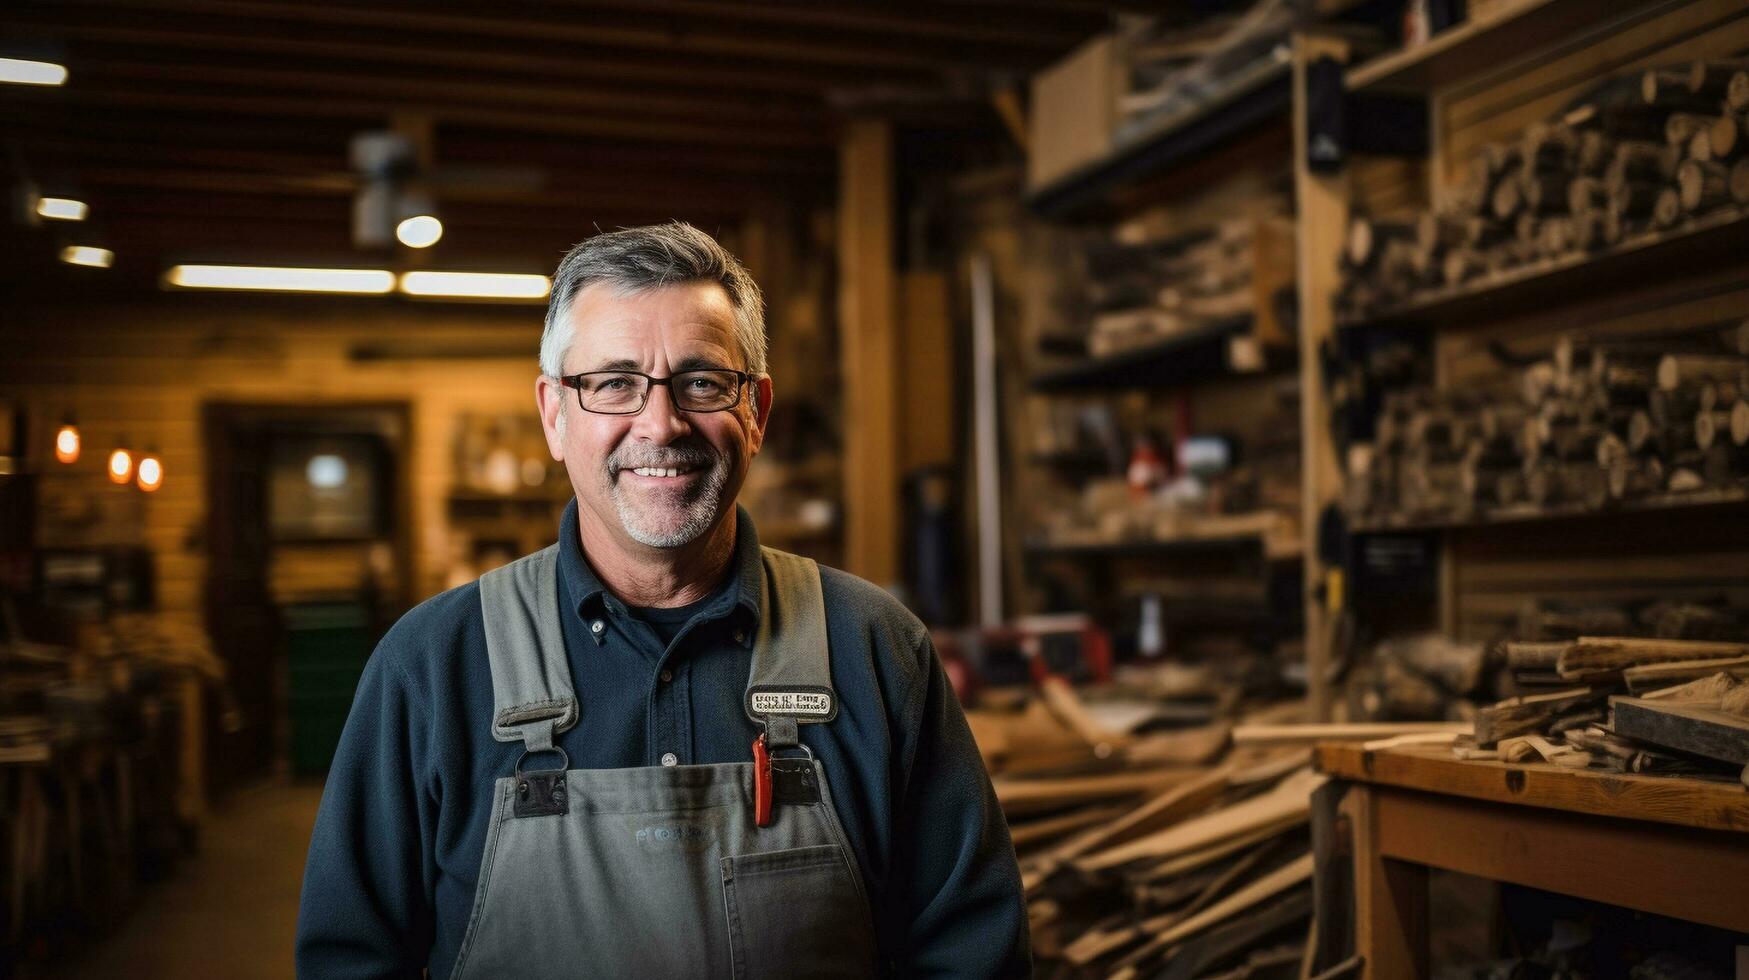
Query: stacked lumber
1464 634 1749 783
1341 326 1749 526
1337 57 1749 321
1079 218 1284 359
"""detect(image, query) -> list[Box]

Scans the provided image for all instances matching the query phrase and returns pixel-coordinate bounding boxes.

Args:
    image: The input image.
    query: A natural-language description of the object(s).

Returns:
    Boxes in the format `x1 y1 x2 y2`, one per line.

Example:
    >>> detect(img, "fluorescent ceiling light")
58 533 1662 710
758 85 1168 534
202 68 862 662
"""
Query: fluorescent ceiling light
60 245 113 268
399 271 550 300
396 214 443 248
166 264 395 294
37 197 88 221
0 58 67 86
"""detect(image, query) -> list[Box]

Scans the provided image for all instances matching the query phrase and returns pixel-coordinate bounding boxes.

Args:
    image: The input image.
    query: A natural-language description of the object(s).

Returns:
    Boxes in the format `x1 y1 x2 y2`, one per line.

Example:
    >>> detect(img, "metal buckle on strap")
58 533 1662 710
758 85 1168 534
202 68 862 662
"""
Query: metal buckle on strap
514 746 570 818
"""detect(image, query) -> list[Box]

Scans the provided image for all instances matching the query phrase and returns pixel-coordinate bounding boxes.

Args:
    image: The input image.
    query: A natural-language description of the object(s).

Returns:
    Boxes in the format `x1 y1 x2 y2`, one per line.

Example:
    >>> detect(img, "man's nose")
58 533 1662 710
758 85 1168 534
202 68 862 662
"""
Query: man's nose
631 382 692 440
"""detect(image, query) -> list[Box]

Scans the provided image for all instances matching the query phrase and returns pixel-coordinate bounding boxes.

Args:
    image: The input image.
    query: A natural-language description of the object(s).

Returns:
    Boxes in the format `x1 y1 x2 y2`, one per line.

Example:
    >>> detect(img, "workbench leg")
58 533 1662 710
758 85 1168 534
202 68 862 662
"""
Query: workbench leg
1341 784 1429 979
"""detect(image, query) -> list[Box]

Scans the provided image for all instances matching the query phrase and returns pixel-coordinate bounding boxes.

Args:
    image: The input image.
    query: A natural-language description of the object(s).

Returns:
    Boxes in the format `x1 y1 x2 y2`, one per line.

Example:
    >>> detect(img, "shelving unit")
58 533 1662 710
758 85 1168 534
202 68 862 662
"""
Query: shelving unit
1027 55 1293 220
1029 315 1273 392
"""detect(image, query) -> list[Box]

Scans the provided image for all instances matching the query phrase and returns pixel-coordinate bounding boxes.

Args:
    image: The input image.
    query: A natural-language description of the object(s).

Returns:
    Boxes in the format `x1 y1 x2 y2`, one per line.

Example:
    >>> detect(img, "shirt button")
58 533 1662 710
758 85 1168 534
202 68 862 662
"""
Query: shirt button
733 629 747 644
659 669 673 683
590 620 605 635
660 752 678 767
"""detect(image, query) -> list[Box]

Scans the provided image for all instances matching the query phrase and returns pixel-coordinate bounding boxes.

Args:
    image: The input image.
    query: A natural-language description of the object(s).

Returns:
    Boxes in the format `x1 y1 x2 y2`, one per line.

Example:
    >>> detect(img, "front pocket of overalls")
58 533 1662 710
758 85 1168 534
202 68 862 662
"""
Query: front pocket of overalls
720 844 877 979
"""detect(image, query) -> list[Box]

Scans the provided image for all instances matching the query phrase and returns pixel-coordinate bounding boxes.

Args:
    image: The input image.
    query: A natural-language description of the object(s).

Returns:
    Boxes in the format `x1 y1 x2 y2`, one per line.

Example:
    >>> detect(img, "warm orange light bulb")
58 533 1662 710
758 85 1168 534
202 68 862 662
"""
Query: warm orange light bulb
137 454 164 492
55 424 81 464
108 448 133 484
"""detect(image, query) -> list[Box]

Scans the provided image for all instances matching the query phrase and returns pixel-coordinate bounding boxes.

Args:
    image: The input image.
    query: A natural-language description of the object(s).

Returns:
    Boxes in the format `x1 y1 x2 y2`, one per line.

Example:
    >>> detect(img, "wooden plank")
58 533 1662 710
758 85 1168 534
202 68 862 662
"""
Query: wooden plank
1078 769 1324 871
1049 765 1233 861
1234 722 1471 745
1345 0 1614 95
1315 743 1749 831
1610 696 1749 766
994 767 1200 817
837 119 900 587
1371 784 1749 934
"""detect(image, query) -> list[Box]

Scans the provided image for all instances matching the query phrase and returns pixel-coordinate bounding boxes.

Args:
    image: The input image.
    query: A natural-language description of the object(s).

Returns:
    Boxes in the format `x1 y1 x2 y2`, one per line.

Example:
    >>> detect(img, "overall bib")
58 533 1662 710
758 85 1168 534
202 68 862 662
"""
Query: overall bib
448 544 880 979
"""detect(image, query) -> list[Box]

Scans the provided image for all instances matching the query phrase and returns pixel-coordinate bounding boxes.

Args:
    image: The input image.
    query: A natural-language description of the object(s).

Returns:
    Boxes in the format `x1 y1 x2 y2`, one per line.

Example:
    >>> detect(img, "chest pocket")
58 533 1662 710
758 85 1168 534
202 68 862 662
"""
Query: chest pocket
721 843 877 979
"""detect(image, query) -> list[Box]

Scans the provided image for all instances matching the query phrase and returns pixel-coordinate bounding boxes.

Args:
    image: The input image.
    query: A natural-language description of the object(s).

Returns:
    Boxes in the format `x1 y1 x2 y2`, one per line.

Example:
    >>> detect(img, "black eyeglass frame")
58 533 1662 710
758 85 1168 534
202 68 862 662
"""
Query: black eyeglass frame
557 368 753 416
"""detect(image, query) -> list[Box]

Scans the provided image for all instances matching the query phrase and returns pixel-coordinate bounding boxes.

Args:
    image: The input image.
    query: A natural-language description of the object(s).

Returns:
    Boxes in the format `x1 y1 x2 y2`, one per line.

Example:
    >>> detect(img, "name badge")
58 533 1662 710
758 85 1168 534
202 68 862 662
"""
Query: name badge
746 685 837 722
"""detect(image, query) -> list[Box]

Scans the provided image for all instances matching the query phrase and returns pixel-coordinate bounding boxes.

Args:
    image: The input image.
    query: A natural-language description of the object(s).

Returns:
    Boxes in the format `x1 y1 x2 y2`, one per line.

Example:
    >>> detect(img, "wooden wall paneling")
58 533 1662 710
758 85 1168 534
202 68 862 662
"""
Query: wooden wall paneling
837 118 901 587
1294 31 1354 721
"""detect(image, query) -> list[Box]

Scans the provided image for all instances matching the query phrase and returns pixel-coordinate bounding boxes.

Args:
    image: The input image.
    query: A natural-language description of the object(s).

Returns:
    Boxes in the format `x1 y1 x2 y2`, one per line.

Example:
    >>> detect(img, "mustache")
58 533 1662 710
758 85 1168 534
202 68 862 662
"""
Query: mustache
606 440 721 473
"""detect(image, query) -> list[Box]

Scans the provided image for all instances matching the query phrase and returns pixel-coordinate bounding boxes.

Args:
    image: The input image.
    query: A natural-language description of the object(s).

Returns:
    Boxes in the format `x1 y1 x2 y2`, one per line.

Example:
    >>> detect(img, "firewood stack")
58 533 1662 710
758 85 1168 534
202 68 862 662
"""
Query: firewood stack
1337 57 1749 322
1082 220 1271 359
1343 324 1749 527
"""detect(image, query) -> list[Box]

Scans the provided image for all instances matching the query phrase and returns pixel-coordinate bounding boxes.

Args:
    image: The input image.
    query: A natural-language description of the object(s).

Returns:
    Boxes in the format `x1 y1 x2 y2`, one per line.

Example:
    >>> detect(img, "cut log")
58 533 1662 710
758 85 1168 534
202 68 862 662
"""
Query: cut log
1504 640 1569 670
1731 158 1749 204
1652 186 1683 228
1706 113 1742 161
1657 353 1749 391
1728 70 1749 113
1677 159 1730 212
1688 59 1749 100
1665 112 1713 148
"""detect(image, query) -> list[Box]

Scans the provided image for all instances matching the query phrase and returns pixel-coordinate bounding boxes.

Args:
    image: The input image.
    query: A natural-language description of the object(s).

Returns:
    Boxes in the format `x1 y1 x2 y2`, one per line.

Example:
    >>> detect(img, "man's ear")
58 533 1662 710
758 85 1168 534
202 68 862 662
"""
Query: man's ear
747 375 773 456
536 374 567 460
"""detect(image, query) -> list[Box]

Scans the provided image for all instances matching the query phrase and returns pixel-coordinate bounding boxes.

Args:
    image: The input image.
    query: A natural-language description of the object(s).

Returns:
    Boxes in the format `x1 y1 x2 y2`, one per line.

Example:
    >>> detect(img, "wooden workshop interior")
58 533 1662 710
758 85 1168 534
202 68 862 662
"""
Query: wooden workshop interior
2 0 1748 976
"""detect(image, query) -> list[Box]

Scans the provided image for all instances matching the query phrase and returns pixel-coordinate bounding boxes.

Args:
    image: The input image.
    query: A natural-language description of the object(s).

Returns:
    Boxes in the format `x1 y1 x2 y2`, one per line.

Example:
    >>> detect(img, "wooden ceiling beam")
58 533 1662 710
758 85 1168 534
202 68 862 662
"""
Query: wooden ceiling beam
32 0 1051 74
71 61 830 126
13 18 932 95
10 87 831 148
515 0 1103 48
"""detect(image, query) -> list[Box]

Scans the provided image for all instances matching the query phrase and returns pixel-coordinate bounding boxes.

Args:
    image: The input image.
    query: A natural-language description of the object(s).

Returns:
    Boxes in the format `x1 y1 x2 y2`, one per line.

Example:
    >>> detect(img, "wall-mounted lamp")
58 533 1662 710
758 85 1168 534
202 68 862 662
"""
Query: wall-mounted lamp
108 446 133 485
137 450 164 492
54 418 81 464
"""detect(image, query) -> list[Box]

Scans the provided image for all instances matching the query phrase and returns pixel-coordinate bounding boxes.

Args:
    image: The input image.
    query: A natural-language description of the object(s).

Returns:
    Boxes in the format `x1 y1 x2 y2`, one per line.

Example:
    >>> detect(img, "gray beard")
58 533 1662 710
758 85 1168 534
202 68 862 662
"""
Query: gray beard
606 447 731 548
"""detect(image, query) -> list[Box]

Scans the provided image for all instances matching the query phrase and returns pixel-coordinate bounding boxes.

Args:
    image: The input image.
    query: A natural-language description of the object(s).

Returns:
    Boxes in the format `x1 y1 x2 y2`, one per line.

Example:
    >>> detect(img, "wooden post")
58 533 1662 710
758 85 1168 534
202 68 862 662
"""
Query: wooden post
1341 785 1430 980
838 119 900 587
1293 32 1351 721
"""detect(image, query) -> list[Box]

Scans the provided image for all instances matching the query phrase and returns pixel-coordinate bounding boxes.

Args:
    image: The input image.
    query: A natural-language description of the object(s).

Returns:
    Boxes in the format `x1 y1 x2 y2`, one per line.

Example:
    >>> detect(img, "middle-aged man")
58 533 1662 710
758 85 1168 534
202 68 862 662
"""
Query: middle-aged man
296 221 1030 977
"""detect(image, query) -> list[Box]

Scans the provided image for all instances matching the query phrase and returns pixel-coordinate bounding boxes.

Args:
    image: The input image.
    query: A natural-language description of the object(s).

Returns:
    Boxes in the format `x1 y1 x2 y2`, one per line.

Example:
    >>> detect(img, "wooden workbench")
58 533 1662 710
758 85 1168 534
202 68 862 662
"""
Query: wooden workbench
1314 743 1749 979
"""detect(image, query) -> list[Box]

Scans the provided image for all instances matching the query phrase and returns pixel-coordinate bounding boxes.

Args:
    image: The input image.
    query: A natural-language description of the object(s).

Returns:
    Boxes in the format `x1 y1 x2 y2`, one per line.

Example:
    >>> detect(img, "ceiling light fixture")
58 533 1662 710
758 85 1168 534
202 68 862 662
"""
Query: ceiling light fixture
0 57 67 86
36 197 87 221
399 271 550 300
165 264 396 294
60 245 112 268
396 214 443 248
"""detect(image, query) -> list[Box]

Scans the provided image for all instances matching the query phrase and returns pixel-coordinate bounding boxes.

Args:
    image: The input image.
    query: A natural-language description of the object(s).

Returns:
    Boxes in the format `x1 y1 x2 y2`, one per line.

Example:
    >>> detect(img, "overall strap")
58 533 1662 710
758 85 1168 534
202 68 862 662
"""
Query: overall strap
478 544 578 754
745 547 836 749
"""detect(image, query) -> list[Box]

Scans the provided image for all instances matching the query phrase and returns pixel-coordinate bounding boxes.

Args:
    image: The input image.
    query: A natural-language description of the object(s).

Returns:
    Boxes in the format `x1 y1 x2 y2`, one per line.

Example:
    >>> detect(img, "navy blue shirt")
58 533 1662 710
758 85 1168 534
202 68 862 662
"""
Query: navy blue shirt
296 501 1029 978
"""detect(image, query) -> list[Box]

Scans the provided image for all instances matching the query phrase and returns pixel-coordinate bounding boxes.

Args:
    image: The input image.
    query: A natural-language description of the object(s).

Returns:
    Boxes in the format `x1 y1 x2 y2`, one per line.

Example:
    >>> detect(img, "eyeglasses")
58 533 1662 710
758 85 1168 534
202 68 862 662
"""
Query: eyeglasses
558 368 751 415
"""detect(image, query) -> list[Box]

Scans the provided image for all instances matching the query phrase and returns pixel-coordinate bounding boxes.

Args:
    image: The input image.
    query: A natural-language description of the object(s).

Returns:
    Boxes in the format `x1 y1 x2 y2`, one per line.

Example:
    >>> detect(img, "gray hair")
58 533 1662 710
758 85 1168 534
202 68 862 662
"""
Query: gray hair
539 221 767 380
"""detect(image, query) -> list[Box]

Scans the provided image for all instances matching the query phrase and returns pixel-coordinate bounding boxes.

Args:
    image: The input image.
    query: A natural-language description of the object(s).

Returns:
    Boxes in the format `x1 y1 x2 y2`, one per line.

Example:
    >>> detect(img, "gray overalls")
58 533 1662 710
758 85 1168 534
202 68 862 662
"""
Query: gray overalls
448 544 881 978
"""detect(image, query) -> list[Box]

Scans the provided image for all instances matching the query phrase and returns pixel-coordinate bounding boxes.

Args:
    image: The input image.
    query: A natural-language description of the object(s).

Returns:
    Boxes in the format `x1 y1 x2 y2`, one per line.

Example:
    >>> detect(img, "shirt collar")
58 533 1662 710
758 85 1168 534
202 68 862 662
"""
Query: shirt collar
556 498 763 641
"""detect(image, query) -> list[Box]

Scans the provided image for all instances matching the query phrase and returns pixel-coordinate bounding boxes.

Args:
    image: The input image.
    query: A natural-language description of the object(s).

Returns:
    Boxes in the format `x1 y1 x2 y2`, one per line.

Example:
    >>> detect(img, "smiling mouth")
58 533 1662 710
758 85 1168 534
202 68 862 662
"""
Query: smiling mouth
627 466 697 478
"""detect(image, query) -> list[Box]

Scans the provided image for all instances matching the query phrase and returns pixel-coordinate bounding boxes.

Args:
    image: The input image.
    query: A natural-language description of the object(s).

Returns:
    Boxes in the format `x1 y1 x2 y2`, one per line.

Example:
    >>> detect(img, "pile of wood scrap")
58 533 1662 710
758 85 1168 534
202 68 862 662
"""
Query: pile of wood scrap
971 679 1466 976
1464 636 1749 784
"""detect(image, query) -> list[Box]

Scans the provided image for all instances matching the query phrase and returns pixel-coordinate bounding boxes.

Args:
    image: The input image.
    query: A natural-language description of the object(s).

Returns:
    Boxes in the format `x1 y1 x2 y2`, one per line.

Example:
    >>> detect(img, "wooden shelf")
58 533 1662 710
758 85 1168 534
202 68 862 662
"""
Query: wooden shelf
1026 56 1292 220
1031 316 1286 392
1026 516 1303 562
1337 207 1749 334
1350 485 1749 535
1343 0 1674 95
